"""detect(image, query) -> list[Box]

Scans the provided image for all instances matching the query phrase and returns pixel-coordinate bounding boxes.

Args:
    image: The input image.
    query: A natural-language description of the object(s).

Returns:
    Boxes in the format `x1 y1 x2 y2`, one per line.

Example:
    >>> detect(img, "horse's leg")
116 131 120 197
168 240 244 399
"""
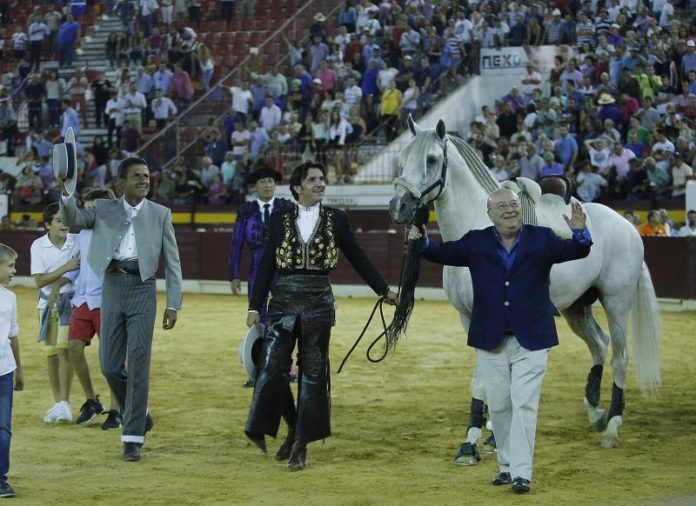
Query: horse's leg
455 362 486 465
561 303 610 431
598 295 631 449
455 311 486 466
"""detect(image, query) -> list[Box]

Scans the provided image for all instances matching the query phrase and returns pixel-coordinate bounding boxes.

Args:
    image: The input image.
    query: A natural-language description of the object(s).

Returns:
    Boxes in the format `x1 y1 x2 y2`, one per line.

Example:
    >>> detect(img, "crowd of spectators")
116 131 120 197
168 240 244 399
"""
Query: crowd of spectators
1 0 695 230
0 0 228 206
467 1 695 215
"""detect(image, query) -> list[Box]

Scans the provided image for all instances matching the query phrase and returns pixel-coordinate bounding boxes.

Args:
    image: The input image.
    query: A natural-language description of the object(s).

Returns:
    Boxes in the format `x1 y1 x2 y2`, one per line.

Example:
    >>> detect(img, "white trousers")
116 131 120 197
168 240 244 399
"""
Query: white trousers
478 336 549 481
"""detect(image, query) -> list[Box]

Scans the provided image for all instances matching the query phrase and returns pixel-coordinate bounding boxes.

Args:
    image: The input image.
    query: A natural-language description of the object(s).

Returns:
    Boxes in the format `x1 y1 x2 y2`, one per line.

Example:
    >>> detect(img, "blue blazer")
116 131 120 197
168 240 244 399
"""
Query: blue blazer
423 225 591 352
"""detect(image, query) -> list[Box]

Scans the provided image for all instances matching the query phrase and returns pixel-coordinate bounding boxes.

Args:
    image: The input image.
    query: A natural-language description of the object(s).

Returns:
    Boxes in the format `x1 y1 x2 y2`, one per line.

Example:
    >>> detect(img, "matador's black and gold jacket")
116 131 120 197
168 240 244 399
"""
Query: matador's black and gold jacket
248 204 389 311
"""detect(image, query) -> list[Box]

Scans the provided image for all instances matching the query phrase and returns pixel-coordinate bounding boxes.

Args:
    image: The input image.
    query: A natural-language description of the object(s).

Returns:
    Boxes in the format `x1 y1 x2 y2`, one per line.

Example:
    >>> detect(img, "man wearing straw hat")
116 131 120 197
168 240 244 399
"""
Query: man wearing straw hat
56 129 183 462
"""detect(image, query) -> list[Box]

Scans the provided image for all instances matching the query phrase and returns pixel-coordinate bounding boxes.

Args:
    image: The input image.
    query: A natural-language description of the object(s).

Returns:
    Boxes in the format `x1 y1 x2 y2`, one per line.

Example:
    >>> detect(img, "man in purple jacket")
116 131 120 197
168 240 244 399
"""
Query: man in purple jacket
229 167 294 387
409 189 591 494
229 168 294 319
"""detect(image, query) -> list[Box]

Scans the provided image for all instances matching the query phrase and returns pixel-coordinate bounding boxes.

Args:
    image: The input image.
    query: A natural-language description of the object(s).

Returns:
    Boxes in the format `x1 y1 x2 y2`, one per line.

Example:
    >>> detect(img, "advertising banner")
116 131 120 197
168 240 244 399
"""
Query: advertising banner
480 45 575 75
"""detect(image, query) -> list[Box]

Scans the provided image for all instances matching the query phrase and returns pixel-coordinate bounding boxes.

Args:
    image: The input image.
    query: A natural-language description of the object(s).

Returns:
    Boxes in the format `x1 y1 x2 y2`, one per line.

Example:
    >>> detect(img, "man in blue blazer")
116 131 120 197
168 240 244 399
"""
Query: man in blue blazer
409 188 591 493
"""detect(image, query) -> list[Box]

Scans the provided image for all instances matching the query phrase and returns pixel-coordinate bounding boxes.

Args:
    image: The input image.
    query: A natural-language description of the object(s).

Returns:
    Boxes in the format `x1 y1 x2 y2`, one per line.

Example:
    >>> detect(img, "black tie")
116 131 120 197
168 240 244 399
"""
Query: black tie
263 203 270 226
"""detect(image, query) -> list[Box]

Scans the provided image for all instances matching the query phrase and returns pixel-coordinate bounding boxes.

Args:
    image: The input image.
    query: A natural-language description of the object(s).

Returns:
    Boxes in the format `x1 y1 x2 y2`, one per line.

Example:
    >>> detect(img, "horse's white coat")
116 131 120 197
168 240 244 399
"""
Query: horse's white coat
391 123 661 446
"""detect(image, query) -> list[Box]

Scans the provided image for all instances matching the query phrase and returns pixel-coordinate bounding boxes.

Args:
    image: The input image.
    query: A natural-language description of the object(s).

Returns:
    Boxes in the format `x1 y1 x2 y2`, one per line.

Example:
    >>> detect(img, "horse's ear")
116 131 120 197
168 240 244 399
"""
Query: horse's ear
407 114 421 136
436 119 446 140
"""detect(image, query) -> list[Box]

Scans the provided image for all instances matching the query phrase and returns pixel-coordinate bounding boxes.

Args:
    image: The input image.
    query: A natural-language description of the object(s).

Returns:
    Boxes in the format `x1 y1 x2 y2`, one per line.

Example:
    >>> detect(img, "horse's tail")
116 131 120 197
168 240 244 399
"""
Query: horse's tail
631 261 661 395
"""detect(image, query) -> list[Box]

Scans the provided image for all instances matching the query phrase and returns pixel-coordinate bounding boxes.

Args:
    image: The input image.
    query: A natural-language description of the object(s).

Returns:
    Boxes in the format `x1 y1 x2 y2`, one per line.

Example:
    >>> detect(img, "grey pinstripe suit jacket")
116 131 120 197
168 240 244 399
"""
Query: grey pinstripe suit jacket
60 195 183 310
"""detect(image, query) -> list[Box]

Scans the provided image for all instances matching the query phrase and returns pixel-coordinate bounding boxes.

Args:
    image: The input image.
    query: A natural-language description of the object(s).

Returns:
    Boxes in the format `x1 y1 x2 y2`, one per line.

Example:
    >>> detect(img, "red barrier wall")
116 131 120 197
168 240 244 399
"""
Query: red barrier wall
2 230 694 299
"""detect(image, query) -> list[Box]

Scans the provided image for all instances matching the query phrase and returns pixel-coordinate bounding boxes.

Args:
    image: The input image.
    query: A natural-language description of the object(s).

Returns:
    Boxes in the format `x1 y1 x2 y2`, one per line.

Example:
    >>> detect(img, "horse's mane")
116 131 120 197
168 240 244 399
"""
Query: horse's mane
448 135 500 195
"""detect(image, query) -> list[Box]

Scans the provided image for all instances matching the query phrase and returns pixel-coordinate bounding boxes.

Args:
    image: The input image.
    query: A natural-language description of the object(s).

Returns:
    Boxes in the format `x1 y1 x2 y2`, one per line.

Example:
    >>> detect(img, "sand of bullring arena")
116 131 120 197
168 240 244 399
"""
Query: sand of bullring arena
7 287 696 505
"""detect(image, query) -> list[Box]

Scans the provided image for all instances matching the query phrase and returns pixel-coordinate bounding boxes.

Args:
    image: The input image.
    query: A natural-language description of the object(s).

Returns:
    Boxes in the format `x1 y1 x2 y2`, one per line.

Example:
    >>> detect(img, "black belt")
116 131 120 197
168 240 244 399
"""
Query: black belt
106 260 140 275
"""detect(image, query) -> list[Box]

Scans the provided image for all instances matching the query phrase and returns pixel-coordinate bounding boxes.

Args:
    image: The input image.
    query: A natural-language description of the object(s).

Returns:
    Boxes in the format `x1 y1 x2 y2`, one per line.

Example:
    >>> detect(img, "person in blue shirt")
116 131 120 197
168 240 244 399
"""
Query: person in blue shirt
409 189 591 494
61 99 80 138
248 120 270 158
361 59 380 97
553 125 578 170
56 14 81 68
540 151 565 176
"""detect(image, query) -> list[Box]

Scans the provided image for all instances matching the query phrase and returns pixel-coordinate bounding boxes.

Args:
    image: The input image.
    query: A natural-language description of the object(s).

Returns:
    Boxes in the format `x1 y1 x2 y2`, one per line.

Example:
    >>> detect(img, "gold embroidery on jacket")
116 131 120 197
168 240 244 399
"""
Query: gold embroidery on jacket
275 207 339 270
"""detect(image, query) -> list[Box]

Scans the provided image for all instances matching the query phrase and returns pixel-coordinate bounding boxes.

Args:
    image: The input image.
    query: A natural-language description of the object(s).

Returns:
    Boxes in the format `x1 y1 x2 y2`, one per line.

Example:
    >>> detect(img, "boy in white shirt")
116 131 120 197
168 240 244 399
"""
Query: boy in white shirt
30 203 79 423
0 244 23 499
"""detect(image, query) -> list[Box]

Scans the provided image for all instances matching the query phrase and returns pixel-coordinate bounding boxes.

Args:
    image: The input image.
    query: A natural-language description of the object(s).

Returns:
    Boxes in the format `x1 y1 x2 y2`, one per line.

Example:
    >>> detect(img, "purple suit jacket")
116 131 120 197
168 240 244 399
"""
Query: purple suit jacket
228 197 294 287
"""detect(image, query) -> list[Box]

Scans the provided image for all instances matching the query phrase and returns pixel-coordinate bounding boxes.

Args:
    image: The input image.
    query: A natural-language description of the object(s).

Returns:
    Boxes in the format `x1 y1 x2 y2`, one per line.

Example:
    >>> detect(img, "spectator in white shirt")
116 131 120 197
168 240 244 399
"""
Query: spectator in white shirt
153 63 174 94
334 25 351 53
230 121 251 159
679 210 696 237
455 11 474 43
607 143 637 180
229 82 253 121
585 138 613 174
670 152 693 198
343 76 363 108
651 128 675 171
259 96 282 133
520 64 542 99
576 161 609 201
151 89 177 128
122 82 147 133
105 91 125 149
139 0 160 37
28 19 50 71
200 157 220 188
327 110 352 146
11 26 27 61
659 0 674 28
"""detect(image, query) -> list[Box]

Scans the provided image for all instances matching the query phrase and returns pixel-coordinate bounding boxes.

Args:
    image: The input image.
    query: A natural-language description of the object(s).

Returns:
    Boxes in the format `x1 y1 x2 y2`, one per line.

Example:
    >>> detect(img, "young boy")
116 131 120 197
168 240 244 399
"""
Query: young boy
65 188 122 429
30 203 79 423
0 244 23 498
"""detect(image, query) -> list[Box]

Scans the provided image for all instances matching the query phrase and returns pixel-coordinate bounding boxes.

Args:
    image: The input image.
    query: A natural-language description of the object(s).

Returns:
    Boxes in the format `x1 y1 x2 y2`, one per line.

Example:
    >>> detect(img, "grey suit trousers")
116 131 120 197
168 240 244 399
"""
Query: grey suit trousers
100 271 157 444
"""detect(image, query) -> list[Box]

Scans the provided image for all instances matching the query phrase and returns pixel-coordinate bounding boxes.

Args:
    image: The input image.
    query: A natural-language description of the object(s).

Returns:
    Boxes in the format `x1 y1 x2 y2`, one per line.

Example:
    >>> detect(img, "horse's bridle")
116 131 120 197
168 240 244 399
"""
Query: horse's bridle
393 136 449 213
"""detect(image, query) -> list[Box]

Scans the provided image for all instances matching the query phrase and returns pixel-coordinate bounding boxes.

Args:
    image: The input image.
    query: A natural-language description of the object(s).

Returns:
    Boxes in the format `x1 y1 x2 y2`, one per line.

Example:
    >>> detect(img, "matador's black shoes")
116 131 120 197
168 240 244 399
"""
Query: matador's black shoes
286 441 307 471
276 436 294 461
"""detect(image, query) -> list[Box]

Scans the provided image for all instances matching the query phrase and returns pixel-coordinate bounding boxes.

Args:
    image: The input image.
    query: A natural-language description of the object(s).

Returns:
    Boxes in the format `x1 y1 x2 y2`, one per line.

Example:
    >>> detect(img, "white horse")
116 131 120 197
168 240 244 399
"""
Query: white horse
389 118 661 450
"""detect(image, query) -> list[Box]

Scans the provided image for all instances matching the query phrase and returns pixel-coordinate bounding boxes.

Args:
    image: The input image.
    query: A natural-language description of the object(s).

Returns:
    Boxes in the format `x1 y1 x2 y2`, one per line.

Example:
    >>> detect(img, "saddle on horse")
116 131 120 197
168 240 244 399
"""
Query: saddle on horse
502 176 592 240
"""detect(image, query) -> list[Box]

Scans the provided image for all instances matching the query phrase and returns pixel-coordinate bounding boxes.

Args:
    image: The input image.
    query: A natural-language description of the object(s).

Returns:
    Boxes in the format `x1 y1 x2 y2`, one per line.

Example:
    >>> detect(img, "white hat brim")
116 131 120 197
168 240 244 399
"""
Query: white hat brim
239 324 265 377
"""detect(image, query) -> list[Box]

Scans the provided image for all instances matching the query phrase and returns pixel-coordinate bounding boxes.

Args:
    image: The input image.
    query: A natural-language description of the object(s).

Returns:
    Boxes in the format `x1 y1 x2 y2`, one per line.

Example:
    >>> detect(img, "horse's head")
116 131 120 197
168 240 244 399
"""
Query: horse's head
389 116 449 224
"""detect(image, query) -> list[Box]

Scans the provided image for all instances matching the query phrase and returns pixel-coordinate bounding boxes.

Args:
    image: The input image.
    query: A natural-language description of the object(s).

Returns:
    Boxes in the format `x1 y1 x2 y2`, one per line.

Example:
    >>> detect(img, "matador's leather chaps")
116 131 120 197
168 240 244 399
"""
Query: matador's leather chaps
245 275 334 443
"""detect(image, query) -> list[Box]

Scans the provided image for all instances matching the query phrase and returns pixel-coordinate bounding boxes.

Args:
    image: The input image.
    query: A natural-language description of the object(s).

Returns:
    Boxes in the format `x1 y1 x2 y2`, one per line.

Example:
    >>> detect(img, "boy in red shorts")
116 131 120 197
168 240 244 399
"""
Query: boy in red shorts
66 188 121 428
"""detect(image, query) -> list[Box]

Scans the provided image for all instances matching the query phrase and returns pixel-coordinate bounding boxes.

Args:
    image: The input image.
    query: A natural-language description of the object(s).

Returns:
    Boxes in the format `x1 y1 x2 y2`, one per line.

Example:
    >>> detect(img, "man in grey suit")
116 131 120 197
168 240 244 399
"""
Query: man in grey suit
59 157 183 462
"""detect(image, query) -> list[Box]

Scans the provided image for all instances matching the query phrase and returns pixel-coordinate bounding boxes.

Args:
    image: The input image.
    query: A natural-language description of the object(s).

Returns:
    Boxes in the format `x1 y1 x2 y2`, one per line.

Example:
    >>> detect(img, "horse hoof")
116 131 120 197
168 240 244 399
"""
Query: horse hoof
587 404 607 430
592 411 608 432
600 416 622 448
454 442 481 466
600 435 620 448
481 434 496 454
584 398 607 431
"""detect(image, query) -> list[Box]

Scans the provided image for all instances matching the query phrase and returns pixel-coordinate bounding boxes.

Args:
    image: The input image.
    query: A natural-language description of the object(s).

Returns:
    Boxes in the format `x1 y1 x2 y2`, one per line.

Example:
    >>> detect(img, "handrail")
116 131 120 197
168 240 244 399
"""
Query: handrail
138 0 341 160
357 71 473 147
9 73 31 113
